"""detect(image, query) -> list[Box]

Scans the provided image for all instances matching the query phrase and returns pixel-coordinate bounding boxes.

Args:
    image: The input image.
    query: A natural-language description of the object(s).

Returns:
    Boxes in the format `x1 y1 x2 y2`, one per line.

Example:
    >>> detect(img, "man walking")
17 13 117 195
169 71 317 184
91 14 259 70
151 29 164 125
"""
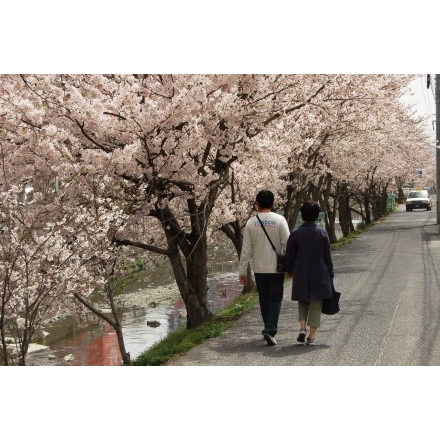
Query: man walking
239 190 290 346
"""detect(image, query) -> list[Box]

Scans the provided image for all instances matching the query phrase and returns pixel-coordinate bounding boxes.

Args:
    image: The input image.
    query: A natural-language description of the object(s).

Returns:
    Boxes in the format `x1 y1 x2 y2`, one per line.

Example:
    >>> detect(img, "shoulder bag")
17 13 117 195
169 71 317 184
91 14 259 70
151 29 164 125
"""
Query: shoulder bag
256 214 286 273
321 282 341 315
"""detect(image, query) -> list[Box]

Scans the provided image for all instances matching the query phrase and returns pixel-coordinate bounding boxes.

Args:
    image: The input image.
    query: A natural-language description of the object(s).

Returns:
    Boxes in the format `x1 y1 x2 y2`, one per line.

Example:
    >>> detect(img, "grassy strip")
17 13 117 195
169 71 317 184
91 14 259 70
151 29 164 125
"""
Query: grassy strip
131 291 259 366
330 218 381 250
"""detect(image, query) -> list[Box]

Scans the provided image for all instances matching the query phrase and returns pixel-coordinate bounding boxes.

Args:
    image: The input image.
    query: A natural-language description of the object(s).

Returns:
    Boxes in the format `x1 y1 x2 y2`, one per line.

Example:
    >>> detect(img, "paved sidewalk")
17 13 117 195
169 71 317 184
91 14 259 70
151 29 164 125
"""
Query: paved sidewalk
166 204 440 366
166 277 309 365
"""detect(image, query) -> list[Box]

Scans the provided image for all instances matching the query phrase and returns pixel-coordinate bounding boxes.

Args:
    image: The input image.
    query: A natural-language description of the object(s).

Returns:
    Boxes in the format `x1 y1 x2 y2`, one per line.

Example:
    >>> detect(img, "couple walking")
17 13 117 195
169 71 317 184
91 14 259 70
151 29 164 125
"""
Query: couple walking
238 190 334 346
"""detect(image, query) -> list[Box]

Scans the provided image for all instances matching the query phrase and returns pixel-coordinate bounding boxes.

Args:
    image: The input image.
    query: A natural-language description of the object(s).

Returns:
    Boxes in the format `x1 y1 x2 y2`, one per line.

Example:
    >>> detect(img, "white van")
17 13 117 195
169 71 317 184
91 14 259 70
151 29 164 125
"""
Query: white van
405 190 431 212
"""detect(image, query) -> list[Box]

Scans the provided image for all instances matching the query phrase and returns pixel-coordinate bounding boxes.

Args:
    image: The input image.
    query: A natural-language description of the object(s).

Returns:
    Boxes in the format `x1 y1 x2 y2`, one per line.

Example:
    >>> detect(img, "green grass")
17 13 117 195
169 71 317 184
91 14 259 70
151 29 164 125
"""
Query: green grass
330 217 381 250
131 291 259 366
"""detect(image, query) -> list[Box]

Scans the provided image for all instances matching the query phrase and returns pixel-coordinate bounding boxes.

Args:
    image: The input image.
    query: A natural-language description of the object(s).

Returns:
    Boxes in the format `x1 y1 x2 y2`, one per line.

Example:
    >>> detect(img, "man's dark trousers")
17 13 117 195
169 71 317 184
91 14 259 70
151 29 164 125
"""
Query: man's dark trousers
254 273 284 337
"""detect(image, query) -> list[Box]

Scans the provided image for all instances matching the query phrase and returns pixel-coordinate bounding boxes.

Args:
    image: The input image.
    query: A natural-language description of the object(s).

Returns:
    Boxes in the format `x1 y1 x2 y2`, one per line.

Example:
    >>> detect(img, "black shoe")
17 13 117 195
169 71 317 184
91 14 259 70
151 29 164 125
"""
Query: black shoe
263 333 277 346
296 329 307 344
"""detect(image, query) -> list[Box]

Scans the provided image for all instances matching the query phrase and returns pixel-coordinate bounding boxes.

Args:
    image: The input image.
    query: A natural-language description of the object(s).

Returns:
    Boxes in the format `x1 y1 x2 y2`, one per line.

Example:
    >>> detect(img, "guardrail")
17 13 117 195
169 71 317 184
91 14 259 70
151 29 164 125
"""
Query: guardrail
387 194 396 213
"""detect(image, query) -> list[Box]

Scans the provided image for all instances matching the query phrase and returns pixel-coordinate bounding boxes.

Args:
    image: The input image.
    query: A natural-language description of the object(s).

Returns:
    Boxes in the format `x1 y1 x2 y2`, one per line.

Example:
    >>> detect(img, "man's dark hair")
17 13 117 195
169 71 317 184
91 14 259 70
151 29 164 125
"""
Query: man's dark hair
255 190 274 209
301 201 320 222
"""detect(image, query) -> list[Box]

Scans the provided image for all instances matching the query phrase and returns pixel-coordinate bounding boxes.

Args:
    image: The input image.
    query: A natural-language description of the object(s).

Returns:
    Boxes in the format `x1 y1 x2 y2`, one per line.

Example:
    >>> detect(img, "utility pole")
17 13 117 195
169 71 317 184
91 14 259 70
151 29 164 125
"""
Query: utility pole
437 75 440 224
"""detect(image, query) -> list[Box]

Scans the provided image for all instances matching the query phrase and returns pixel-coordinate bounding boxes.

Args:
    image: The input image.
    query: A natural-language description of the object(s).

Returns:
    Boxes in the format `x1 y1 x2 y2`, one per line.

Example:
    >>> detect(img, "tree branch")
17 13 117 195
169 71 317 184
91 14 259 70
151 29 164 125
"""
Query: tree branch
112 237 172 256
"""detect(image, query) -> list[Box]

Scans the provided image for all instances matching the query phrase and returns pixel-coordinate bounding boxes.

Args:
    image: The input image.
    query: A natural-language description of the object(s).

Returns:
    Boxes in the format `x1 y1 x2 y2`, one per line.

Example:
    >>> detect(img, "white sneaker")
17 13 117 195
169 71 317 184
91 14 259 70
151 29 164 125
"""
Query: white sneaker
263 334 277 346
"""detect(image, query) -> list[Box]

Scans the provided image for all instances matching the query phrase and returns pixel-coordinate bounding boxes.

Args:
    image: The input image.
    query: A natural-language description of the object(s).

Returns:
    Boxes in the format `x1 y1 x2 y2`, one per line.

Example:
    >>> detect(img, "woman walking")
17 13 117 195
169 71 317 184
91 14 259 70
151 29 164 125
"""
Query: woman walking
285 201 334 346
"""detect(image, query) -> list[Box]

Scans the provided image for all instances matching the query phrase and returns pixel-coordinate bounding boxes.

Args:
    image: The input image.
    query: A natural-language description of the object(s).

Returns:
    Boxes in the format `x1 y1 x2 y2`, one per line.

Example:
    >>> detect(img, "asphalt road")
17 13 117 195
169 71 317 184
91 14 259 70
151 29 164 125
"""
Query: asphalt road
167 200 440 366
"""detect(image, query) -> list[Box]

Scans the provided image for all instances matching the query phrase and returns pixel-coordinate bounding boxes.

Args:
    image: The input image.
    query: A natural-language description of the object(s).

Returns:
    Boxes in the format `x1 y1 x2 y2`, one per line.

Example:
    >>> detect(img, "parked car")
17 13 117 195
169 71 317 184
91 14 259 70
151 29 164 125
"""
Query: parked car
405 190 431 211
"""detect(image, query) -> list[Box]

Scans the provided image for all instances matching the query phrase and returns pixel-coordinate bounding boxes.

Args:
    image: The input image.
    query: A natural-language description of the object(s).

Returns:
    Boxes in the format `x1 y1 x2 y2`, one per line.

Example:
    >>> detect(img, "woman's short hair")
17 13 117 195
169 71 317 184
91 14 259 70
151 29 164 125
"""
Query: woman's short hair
301 201 320 222
255 190 274 209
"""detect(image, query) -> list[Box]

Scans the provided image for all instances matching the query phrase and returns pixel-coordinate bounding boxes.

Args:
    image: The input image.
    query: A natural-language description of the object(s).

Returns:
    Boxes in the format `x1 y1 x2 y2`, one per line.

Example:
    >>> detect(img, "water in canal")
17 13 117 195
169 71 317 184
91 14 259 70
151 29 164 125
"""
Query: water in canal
27 265 242 366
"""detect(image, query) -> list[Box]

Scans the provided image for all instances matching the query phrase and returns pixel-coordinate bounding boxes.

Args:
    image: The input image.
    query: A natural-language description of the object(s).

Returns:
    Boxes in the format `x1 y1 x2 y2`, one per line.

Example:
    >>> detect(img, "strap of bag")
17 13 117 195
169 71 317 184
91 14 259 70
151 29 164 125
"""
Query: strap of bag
256 214 277 254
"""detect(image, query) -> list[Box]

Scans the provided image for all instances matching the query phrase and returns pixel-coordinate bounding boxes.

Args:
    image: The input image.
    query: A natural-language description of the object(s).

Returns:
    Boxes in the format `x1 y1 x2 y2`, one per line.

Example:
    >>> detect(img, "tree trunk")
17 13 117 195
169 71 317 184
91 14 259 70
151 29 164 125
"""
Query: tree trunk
167 238 211 328
241 264 255 293
338 184 355 237
315 173 337 243
185 238 211 327
17 316 33 366
0 299 9 365
398 187 405 204
379 187 389 217
325 203 338 243
219 221 254 293
285 187 307 230
363 193 372 225
18 344 28 366
397 183 405 204
371 191 383 220
352 195 367 225
115 325 131 365
74 289 131 365
107 283 131 365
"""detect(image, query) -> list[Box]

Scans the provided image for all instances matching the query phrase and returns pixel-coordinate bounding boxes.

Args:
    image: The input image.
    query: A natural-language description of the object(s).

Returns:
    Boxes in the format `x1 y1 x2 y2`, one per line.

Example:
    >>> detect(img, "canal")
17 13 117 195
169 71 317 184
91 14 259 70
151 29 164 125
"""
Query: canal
27 262 242 366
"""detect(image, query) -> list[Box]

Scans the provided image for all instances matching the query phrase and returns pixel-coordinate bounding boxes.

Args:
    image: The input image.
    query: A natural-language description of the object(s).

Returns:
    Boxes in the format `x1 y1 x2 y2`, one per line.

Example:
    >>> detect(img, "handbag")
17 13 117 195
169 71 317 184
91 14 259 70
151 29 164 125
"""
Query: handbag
256 215 287 273
321 283 341 315
276 254 287 273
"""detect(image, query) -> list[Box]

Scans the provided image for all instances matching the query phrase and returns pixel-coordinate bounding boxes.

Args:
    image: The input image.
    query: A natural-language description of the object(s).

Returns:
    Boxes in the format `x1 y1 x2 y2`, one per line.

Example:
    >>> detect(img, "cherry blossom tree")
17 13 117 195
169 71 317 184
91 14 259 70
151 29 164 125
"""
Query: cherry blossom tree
9 74 328 329
0 187 94 365
0 176 136 366
0 78 136 365
65 174 133 366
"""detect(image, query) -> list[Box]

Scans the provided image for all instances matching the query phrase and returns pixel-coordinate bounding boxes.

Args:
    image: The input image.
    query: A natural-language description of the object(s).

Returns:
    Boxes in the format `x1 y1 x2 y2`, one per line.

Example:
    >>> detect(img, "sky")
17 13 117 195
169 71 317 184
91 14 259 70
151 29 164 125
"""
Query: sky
408 75 436 124
407 75 437 145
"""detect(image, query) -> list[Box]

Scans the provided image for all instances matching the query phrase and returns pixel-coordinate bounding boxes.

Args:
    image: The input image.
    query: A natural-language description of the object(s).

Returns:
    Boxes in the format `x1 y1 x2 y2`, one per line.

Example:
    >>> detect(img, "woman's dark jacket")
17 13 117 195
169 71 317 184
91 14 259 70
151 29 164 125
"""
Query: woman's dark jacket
285 222 334 301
